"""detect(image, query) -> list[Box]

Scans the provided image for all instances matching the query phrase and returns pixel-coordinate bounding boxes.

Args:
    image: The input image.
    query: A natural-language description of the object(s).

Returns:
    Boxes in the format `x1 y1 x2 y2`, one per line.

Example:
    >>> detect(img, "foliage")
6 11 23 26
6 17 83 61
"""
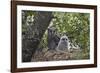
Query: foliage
52 12 90 59
52 12 90 49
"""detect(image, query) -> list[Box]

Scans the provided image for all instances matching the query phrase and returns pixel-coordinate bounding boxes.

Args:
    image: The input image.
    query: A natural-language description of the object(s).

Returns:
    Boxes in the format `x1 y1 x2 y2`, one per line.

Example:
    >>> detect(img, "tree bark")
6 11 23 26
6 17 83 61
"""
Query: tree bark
22 11 53 62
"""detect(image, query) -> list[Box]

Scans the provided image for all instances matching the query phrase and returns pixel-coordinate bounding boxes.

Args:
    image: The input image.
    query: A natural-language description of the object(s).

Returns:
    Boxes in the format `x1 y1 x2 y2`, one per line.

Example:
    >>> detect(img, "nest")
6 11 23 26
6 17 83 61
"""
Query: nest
31 48 81 62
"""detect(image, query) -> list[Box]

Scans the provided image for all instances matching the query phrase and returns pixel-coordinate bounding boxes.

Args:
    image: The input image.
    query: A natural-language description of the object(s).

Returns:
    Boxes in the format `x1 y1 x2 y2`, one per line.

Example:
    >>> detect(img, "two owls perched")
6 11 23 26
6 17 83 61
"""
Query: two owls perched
48 26 71 53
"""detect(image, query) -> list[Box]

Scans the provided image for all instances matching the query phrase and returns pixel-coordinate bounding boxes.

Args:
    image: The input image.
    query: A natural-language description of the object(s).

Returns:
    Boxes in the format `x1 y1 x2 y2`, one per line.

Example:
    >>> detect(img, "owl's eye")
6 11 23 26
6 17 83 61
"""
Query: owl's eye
62 38 67 41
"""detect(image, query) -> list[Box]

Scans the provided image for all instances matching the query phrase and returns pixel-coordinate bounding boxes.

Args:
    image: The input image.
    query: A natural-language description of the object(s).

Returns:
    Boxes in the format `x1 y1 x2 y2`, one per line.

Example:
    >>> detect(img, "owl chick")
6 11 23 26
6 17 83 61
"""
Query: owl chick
56 35 69 53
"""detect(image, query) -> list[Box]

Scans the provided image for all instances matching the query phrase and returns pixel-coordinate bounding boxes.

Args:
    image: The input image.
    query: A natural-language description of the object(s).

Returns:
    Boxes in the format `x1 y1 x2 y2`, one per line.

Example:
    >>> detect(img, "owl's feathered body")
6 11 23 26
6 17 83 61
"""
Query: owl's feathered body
56 35 69 52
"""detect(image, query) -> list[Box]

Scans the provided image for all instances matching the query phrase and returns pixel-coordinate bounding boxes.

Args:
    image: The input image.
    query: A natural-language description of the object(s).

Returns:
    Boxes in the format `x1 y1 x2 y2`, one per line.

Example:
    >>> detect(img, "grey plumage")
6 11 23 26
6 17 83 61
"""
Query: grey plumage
56 35 69 52
47 26 60 50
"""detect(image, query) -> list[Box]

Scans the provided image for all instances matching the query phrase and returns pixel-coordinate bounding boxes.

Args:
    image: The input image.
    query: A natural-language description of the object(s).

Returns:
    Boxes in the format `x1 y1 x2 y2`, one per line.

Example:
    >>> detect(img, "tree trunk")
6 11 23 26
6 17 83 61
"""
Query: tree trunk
22 11 53 62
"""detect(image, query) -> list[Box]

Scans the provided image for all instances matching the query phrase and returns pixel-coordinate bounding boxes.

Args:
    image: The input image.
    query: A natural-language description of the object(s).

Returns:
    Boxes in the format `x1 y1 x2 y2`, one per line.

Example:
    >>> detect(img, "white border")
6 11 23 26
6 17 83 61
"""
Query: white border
17 5 94 68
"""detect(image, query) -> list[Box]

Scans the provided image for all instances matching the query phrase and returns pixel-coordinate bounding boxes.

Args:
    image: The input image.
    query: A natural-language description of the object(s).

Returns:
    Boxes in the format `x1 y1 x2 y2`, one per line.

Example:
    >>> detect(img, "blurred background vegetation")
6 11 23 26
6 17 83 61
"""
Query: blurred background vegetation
22 10 90 60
